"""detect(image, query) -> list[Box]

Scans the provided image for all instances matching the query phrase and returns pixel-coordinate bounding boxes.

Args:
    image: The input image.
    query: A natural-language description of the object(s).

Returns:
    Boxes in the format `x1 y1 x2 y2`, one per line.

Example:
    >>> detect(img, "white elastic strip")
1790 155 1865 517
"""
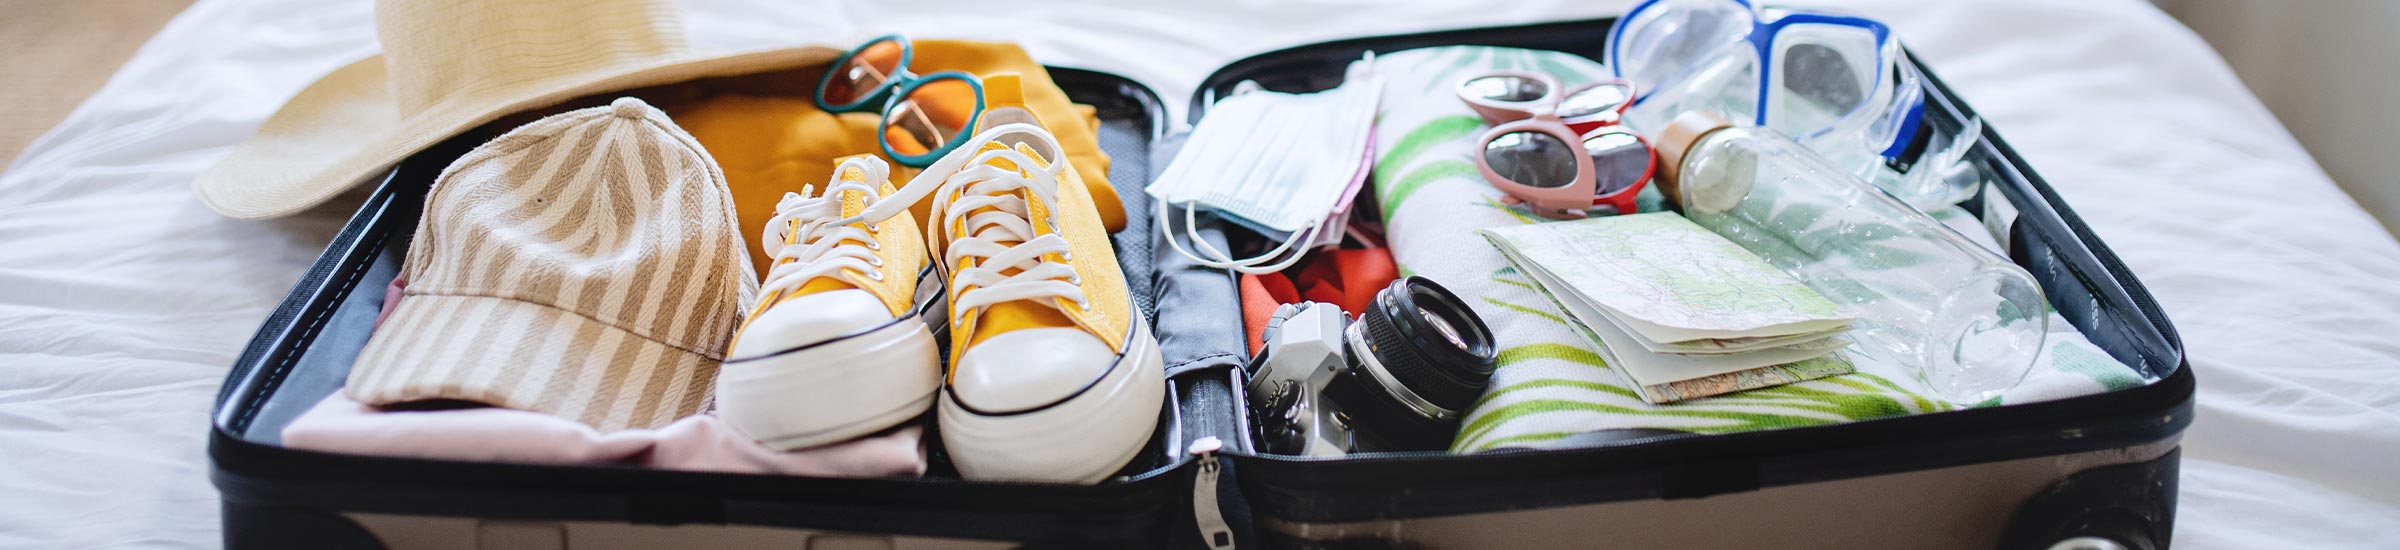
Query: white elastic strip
1158 199 1316 275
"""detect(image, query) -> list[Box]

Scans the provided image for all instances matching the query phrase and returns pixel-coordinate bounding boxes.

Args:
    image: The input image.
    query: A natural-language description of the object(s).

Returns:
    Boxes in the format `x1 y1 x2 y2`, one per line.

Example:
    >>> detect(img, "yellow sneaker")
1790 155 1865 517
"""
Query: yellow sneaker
893 74 1163 484
716 155 943 450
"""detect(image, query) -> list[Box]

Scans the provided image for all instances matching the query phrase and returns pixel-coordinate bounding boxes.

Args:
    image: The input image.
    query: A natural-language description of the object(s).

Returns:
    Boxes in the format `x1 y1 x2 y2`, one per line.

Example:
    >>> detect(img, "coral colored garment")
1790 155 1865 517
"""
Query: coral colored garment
281 393 926 477
1240 247 1400 353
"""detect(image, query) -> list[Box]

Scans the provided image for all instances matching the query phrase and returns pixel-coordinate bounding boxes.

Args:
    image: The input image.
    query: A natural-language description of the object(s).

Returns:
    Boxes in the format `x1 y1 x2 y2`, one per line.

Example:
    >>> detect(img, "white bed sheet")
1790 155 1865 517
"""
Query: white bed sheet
4 0 2396 548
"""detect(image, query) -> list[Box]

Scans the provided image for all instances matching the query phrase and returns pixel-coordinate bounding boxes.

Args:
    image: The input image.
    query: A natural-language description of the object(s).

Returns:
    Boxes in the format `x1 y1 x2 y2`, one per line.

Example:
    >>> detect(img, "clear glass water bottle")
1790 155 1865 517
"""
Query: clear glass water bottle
1623 48 1982 210
1653 111 2045 404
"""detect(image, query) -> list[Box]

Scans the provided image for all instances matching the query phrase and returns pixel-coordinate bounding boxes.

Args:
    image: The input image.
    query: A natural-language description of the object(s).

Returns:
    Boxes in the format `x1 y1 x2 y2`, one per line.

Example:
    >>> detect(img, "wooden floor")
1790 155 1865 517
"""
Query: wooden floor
0 0 192 164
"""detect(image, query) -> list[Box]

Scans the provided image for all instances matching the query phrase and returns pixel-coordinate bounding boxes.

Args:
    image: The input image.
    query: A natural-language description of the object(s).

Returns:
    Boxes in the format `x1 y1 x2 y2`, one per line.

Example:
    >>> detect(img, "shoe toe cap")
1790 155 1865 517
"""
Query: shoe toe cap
729 289 897 359
951 328 1116 414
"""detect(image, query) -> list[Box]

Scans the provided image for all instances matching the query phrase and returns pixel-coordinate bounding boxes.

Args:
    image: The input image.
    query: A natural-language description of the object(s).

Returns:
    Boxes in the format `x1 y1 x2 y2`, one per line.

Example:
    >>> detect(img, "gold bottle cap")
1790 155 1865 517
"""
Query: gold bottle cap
1654 110 1736 209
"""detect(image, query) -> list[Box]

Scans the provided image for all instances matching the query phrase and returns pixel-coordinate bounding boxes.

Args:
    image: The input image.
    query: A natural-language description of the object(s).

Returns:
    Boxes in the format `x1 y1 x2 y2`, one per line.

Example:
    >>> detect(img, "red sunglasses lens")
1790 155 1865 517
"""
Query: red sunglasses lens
1585 131 1650 195
1556 82 1634 119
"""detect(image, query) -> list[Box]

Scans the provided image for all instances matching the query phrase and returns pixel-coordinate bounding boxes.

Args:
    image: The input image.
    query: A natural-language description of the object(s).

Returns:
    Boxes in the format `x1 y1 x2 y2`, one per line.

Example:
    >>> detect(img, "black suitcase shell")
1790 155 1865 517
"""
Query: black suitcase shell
211 16 2192 550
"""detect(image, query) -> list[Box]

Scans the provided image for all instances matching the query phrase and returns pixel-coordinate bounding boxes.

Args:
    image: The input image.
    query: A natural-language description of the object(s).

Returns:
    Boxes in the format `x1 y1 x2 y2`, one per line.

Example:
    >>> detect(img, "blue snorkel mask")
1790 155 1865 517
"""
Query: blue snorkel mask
1610 0 1967 204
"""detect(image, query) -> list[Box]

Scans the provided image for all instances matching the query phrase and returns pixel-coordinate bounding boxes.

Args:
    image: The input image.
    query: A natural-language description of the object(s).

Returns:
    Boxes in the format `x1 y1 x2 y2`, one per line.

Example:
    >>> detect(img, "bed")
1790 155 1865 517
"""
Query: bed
3 0 2396 548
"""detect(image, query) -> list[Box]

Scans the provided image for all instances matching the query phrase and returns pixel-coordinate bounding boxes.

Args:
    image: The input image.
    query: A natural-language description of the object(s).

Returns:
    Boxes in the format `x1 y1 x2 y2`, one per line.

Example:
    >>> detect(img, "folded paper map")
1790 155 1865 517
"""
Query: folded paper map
1479 212 1856 403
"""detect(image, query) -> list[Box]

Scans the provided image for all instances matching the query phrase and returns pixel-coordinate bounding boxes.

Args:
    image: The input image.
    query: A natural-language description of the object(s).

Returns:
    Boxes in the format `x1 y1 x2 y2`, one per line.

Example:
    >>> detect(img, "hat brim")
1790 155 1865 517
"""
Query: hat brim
346 294 722 431
196 46 841 219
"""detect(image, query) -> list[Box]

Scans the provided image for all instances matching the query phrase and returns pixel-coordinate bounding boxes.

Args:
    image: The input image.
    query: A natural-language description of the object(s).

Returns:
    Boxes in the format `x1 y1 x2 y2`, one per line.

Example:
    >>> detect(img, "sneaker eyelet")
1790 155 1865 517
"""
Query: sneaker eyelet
869 271 886 281
868 240 882 251
1078 300 1094 312
1068 273 1083 285
1062 250 1075 261
868 222 882 232
870 257 885 267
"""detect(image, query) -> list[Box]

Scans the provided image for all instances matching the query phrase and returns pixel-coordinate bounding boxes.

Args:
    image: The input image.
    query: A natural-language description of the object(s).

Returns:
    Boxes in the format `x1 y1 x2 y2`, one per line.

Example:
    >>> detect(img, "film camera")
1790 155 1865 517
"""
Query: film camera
1246 277 1499 457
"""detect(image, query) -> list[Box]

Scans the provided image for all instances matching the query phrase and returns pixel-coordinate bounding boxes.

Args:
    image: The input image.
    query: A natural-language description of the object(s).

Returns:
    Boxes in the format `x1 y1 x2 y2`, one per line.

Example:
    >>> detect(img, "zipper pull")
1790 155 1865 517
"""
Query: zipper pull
1188 437 1237 550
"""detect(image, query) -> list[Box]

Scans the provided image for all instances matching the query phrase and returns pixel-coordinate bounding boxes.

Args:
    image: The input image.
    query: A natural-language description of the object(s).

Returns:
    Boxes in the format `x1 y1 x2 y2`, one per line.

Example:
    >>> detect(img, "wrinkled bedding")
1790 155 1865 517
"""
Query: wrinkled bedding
3 0 2396 548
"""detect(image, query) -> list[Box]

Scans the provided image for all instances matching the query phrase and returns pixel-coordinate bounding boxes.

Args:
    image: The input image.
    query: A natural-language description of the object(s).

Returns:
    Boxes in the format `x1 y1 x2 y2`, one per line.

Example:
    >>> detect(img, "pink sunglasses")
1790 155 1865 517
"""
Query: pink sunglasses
1458 73 1653 219
1457 72 1636 135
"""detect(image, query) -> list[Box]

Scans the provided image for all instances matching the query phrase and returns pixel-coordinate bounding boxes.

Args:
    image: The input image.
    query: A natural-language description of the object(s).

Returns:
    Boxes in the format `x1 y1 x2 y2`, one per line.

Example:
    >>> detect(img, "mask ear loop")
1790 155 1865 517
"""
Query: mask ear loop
1157 51 1376 276
1159 199 1316 275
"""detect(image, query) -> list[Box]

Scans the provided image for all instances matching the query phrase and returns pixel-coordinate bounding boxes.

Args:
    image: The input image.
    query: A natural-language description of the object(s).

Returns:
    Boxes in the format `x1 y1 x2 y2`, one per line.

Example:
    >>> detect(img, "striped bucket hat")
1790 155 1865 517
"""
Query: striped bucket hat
345 97 758 431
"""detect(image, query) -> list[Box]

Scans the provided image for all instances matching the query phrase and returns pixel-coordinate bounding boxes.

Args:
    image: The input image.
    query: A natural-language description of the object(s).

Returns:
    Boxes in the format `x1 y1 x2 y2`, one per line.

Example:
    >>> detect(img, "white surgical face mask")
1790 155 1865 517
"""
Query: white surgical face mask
1148 54 1383 274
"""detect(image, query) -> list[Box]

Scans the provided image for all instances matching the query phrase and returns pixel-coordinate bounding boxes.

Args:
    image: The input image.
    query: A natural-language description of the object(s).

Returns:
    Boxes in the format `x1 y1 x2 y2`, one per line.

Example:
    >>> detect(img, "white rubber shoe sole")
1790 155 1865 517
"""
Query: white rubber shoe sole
939 320 1165 485
716 318 942 451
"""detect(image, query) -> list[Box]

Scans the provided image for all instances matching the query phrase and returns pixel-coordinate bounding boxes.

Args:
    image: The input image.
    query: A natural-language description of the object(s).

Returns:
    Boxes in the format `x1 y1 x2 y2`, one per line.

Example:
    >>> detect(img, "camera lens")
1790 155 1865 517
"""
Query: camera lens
1328 276 1498 451
1361 277 1498 411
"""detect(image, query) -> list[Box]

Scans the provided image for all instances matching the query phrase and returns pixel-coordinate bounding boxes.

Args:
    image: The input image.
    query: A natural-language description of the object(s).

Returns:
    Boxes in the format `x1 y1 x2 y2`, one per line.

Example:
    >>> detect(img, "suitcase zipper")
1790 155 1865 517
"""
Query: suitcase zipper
1189 436 1237 549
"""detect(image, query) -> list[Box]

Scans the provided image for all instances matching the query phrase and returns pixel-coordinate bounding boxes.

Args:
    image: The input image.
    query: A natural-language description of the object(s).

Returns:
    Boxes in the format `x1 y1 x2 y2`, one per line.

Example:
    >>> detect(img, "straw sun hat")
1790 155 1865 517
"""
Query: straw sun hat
195 0 844 219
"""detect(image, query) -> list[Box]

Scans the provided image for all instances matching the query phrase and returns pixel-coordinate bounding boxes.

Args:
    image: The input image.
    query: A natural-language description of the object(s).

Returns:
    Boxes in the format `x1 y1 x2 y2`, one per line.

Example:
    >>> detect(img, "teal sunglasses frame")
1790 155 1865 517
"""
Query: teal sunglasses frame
813 34 987 167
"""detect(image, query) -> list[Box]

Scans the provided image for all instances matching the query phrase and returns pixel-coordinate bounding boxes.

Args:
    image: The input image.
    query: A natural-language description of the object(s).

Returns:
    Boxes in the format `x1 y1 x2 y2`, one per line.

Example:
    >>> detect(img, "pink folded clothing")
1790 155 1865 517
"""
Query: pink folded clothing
281 393 926 478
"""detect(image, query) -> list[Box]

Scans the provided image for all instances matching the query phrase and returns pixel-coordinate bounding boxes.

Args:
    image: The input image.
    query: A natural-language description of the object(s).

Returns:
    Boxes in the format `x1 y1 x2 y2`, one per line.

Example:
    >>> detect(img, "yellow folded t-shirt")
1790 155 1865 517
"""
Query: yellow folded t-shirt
670 40 1119 278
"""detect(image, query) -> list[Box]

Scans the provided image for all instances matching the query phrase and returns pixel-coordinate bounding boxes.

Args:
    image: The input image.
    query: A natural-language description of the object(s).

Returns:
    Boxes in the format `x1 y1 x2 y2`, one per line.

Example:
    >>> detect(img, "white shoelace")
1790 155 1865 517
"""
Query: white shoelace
883 123 1091 320
757 156 915 298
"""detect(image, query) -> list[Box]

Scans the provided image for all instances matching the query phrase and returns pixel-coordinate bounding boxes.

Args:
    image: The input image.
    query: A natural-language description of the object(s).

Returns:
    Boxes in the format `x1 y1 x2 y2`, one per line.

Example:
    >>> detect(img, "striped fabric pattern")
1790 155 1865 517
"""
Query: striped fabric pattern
346 97 757 431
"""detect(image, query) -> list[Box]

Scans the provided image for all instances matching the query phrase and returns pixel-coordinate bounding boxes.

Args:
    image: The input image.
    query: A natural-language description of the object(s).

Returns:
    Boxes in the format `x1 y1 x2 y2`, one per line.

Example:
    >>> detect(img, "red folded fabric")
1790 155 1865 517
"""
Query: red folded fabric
1240 247 1400 353
1240 273 1289 354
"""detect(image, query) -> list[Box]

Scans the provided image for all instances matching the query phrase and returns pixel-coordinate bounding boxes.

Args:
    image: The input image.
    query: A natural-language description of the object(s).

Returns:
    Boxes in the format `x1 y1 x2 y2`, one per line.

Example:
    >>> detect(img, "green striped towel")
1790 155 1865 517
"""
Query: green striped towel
1363 47 2151 453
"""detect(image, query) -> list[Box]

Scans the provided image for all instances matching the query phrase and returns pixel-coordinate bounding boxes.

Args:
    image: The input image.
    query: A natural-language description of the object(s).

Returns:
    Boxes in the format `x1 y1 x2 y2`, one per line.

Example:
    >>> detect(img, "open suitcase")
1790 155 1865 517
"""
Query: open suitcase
211 16 2194 550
